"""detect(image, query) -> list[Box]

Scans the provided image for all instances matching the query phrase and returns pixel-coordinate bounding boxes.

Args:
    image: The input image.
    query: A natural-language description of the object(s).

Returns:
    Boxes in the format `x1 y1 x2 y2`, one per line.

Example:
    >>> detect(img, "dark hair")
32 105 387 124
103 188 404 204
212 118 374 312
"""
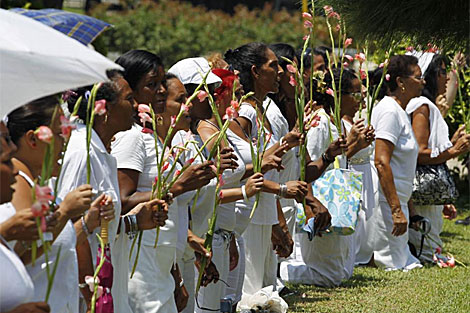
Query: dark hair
224 42 269 94
386 55 419 92
7 95 60 145
323 67 358 113
67 70 124 121
369 68 388 100
115 50 164 90
422 54 448 102
297 46 332 70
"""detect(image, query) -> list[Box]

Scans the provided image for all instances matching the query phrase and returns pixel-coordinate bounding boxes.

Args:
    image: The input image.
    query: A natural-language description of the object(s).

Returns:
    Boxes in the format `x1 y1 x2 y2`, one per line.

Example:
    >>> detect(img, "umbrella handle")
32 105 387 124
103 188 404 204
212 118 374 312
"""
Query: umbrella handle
101 218 108 245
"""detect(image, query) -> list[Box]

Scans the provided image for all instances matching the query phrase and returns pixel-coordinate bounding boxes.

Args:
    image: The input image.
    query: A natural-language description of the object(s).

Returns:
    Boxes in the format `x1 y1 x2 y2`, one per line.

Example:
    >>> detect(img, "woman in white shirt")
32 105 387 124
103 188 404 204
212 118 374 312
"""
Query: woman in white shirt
59 70 168 313
371 55 424 270
225 42 309 297
407 53 470 262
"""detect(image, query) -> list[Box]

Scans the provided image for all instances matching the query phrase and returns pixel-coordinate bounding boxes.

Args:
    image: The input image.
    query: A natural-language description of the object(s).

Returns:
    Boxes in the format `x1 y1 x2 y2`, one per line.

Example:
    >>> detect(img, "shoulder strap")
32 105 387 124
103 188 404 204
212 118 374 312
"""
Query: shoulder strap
18 170 35 187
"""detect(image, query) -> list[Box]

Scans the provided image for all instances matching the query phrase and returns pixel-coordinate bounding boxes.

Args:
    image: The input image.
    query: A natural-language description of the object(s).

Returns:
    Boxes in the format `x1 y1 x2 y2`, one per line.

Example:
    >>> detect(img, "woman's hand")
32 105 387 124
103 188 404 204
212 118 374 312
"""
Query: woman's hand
172 161 216 196
261 143 287 173
305 195 331 233
435 95 450 116
449 133 470 157
325 136 348 159
391 206 408 236
284 181 308 203
271 224 293 258
188 231 212 262
0 210 58 242
59 184 93 219
229 235 239 271
194 253 219 287
171 265 189 312
245 173 264 197
6 302 50 313
450 125 466 145
83 194 115 233
128 199 168 230
443 204 458 220
218 147 239 173
284 129 303 149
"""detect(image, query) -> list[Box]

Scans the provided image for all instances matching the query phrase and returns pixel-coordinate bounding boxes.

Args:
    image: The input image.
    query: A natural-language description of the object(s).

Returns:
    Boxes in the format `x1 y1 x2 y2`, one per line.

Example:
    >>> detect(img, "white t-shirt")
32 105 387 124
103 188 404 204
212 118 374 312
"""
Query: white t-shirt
371 96 419 204
112 123 179 248
0 239 35 312
58 124 131 313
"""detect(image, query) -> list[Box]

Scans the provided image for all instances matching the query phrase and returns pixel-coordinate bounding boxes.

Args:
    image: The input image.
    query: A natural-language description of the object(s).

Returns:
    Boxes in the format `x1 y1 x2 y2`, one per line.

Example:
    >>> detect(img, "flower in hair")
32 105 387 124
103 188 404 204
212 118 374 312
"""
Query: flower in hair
197 91 208 102
35 126 53 144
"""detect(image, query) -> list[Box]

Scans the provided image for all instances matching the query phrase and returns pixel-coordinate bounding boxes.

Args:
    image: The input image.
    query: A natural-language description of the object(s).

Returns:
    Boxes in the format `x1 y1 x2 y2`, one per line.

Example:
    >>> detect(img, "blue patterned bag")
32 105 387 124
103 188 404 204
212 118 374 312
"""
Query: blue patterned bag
297 168 363 236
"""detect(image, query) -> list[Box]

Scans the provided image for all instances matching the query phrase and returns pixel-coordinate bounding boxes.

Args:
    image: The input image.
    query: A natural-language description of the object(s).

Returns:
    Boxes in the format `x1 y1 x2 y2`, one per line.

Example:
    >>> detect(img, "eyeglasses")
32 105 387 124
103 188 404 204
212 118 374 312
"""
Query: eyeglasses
343 91 363 101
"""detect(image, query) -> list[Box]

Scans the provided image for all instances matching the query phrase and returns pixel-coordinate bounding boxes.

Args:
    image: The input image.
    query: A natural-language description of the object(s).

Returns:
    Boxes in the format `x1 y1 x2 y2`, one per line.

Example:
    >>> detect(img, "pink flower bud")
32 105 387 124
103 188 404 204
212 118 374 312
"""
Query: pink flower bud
185 158 195 166
218 191 224 199
94 99 107 116
230 100 240 110
360 69 367 80
323 5 333 14
304 20 313 28
355 53 366 63
31 201 49 217
162 162 170 172
286 64 297 74
385 74 390 81
138 104 151 113
175 170 181 177
170 115 177 128
326 88 334 96
344 38 353 48
60 115 76 139
35 126 53 144
343 62 349 67
35 185 54 203
181 104 190 113
344 55 353 62
289 75 297 86
405 46 414 52
303 35 309 41
223 107 239 121
197 90 208 102
141 127 154 134
302 12 312 19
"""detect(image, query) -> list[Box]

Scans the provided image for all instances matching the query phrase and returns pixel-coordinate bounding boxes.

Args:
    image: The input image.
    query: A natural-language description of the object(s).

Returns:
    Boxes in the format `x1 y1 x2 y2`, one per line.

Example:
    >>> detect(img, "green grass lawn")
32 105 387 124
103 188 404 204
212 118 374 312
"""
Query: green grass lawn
285 212 470 313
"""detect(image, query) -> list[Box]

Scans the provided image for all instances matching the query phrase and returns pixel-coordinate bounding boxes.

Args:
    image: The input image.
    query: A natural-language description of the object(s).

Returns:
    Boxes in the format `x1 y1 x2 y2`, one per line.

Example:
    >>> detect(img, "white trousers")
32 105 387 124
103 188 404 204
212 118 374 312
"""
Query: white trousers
128 245 177 313
177 246 196 313
354 209 374 265
225 233 244 304
372 201 422 271
408 205 444 263
241 223 277 297
195 232 232 312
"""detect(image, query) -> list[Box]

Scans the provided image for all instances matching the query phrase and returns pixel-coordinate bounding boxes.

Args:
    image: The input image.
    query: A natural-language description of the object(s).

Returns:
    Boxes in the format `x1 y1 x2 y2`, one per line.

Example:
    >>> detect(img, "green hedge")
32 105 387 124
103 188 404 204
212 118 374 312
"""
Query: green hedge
92 1 330 66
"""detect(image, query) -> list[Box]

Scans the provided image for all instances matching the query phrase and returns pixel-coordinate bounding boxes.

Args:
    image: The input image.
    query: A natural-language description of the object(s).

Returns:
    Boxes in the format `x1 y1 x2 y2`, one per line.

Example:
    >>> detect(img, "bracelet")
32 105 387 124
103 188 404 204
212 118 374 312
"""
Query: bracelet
241 185 249 202
179 279 184 288
78 283 87 289
321 152 334 164
125 215 139 239
278 184 288 198
279 136 285 146
81 215 93 236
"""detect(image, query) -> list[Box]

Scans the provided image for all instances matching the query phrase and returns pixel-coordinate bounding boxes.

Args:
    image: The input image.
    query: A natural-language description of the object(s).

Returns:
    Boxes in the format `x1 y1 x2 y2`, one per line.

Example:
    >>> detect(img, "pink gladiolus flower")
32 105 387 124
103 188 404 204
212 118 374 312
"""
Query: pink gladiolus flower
85 276 103 298
286 64 297 74
94 100 107 116
289 75 297 86
355 53 366 63
323 5 333 14
138 112 152 124
154 176 158 185
406 46 414 52
138 104 151 113
31 201 49 217
344 55 353 62
302 12 312 19
344 38 353 48
185 158 195 166
360 69 367 80
328 12 340 20
230 100 240 111
197 91 208 102
379 60 388 69
385 74 391 81
304 20 313 28
170 115 177 128
35 185 54 203
303 35 309 41
141 127 154 134
162 162 170 172
223 107 239 121
35 126 53 144
181 104 190 113
60 115 76 139
326 88 334 96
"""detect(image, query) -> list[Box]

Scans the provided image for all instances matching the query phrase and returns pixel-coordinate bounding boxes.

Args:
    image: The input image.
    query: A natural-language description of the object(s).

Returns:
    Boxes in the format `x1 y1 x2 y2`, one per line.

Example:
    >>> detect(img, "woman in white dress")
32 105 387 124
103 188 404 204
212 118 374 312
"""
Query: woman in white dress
371 55 424 271
0 121 49 313
407 53 470 262
5 96 114 313
59 71 168 313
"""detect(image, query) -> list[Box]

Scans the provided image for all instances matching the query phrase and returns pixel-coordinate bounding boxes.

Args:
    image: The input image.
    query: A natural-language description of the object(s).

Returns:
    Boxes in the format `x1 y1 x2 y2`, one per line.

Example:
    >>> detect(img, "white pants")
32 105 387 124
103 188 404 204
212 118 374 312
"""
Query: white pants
354 209 374 265
408 205 443 263
280 231 355 287
128 245 177 313
225 233 244 304
372 201 422 271
177 247 196 313
241 223 277 297
196 231 232 312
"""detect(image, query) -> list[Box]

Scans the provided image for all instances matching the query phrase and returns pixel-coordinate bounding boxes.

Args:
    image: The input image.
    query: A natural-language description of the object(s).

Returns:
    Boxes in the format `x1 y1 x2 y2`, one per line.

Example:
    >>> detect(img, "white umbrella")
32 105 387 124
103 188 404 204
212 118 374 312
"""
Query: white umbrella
0 9 122 117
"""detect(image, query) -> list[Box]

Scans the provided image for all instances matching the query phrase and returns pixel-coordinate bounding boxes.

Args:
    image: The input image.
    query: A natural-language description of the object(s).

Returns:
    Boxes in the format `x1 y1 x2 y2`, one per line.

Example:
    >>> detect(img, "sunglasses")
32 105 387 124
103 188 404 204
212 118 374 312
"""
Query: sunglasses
343 91 363 101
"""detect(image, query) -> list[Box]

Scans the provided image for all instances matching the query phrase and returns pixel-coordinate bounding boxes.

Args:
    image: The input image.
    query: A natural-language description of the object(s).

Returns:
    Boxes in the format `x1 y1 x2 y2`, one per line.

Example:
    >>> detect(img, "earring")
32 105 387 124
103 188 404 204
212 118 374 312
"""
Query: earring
104 114 108 123
401 86 405 93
